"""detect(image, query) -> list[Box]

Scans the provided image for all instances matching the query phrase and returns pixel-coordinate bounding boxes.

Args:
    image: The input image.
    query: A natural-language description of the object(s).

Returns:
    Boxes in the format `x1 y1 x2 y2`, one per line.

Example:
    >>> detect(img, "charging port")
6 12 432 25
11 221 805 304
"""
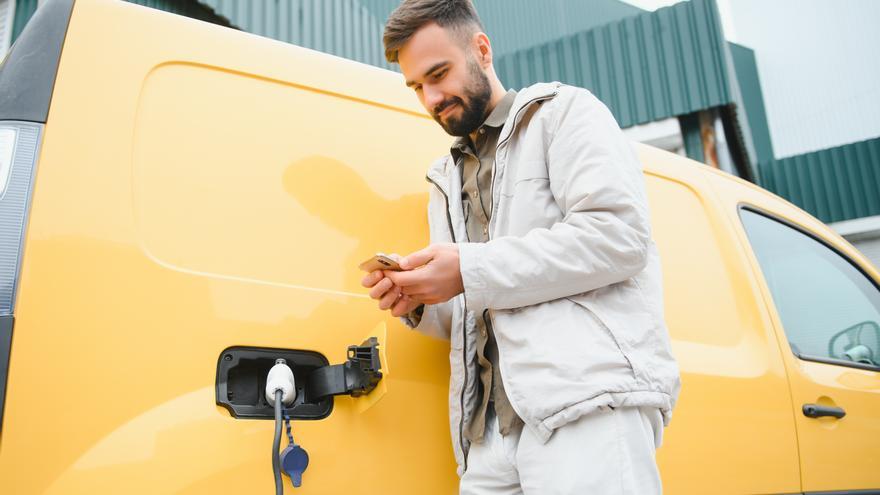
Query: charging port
216 347 332 420
216 338 384 420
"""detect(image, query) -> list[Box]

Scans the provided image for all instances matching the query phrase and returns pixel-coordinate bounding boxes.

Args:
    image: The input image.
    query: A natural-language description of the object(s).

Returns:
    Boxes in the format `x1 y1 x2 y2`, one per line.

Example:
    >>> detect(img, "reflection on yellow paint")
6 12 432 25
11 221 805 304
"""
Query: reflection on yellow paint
283 154 427 290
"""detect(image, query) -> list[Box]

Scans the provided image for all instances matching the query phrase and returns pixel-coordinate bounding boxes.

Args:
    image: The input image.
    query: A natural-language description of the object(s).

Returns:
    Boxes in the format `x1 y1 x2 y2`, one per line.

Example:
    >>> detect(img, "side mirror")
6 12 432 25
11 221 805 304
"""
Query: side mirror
829 320 880 367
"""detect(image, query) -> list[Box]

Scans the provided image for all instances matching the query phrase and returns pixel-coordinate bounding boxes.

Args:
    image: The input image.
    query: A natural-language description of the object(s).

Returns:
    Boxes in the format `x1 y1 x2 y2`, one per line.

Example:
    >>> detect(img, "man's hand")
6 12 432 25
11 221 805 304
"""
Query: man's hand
361 269 423 317
385 244 464 305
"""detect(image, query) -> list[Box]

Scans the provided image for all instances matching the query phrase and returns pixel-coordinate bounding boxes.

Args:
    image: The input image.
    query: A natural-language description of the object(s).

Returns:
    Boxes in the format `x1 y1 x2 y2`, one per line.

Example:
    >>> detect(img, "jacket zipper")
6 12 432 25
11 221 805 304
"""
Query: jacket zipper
426 174 469 470
489 91 558 235
427 88 555 469
479 90 558 434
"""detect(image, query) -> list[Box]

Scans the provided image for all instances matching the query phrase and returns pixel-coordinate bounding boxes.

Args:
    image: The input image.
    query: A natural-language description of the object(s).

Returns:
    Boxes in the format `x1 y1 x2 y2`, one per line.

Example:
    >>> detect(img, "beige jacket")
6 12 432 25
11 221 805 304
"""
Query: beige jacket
405 82 681 476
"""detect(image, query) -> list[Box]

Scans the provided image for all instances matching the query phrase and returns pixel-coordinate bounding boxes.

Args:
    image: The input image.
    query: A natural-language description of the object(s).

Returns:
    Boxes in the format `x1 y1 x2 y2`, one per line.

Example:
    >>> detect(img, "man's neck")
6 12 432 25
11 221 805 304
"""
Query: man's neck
469 85 508 143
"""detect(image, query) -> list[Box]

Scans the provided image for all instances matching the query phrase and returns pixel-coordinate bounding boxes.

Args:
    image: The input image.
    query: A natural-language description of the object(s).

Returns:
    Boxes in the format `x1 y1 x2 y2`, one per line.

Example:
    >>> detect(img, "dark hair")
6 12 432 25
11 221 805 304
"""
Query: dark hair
383 0 484 63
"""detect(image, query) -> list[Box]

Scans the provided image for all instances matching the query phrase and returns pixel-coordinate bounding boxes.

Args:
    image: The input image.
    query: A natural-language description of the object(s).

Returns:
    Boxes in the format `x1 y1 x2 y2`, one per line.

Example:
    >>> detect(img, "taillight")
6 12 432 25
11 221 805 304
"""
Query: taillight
0 122 42 315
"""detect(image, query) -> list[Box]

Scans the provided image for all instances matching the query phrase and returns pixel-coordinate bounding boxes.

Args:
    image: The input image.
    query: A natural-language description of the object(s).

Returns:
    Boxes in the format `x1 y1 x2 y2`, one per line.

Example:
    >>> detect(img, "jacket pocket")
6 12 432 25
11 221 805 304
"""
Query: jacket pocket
564 295 639 382
565 291 652 384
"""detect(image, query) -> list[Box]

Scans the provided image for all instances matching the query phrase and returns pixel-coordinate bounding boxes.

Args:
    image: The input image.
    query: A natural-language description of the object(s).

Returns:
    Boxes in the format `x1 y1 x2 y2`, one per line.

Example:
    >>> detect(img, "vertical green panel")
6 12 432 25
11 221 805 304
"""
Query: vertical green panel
728 43 774 163
792 153 815 217
842 144 866 219
640 14 659 118
675 5 698 111
302 0 312 50
608 23 627 122
831 147 856 221
630 15 649 124
776 157 795 209
760 137 880 223
618 18 636 124
594 27 612 115
859 141 880 214
11 0 38 43
692 0 726 105
658 7 685 116
553 41 565 82
818 149 842 222
342 0 352 60
679 112 704 164
559 34 576 85
804 152 828 222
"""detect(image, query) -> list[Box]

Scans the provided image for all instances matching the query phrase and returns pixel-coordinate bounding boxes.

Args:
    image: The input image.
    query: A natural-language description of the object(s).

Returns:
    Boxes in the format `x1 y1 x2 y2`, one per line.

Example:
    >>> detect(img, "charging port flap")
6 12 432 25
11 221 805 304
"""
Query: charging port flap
216 335 385 420
306 337 383 401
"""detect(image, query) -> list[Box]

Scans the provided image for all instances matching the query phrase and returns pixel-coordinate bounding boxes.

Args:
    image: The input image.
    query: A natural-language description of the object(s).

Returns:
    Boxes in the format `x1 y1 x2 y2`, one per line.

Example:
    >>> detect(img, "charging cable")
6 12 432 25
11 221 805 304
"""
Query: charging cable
266 359 296 494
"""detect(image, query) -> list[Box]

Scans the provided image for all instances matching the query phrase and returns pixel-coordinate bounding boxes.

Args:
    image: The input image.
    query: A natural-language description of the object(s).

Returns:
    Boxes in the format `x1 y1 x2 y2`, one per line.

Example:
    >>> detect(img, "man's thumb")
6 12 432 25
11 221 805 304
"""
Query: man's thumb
400 247 434 270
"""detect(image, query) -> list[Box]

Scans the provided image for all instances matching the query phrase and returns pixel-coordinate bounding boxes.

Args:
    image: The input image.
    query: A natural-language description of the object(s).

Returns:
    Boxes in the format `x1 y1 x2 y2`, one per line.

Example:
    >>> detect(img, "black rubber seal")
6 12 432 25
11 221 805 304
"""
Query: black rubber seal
0 0 75 123
0 315 14 433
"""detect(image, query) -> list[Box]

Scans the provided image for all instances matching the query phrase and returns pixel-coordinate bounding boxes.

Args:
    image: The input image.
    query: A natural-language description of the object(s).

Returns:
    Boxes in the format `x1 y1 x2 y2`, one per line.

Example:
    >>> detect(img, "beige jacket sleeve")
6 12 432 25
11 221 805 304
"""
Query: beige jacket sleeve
458 88 651 312
400 171 454 340
401 301 452 341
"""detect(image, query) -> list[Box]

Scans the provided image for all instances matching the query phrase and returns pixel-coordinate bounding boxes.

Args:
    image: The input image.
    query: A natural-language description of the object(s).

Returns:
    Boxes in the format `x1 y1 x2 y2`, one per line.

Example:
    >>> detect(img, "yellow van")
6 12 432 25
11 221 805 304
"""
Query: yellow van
0 0 878 493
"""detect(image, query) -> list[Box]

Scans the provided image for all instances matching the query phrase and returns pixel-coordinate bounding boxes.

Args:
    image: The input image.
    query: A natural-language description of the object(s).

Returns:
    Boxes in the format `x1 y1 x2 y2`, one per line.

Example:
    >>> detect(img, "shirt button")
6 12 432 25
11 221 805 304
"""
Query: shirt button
483 226 488 235
480 327 487 337
479 128 485 135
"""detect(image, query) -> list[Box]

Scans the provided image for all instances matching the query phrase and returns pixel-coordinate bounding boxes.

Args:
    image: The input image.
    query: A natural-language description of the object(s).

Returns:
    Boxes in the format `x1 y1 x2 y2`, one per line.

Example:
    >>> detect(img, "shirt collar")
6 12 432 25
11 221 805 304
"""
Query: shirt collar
484 89 517 128
451 89 518 155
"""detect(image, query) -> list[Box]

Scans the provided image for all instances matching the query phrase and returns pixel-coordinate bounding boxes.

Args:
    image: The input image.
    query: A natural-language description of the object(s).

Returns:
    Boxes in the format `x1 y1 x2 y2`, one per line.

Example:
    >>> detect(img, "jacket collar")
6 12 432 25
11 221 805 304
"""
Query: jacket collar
497 82 561 146
426 82 562 187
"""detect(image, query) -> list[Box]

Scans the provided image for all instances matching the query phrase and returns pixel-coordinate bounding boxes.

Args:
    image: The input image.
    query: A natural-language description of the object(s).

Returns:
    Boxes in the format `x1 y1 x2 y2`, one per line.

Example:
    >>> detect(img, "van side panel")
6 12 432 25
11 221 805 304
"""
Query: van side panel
0 0 457 492
640 151 801 494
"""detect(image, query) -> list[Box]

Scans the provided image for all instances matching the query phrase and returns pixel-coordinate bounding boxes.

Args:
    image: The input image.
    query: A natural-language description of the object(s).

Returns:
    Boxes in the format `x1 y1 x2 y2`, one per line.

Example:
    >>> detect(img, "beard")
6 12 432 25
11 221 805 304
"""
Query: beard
431 57 492 137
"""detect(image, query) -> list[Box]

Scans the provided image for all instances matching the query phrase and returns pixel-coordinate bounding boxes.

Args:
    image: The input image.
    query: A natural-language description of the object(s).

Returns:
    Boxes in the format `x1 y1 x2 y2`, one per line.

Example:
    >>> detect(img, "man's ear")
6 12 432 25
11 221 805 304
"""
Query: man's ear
472 32 492 67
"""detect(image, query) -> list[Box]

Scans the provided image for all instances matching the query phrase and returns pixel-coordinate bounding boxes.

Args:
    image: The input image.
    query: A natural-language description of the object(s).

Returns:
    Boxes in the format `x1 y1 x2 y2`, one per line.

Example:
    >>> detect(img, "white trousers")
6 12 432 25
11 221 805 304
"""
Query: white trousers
460 405 664 494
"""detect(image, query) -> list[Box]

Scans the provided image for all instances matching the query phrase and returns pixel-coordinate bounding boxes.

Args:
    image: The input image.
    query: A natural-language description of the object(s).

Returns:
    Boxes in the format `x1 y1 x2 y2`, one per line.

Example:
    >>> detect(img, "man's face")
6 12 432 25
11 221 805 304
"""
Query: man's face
398 22 491 137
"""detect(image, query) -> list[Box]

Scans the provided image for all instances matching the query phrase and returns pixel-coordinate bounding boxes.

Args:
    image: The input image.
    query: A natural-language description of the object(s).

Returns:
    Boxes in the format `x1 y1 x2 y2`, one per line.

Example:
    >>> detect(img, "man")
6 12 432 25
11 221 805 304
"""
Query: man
362 1 680 493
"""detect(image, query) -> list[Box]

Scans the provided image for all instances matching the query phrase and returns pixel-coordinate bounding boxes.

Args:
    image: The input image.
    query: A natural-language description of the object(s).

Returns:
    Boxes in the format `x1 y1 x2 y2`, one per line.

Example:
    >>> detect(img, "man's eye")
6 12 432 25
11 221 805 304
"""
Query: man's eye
434 69 447 80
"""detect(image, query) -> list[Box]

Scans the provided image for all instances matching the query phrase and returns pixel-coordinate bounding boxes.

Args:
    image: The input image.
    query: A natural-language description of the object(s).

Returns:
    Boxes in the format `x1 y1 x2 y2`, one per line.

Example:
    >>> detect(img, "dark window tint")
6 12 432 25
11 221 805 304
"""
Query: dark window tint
740 209 880 369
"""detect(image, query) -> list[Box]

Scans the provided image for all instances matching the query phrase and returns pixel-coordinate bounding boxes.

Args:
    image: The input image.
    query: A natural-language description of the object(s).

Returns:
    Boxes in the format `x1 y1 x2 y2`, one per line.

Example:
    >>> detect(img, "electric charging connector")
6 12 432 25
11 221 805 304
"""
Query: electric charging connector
266 358 296 407
267 359 296 494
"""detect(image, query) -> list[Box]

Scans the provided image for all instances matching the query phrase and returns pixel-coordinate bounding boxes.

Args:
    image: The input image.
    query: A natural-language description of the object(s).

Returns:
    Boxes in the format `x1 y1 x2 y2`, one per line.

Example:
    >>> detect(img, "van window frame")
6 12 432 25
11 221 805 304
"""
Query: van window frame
737 203 880 373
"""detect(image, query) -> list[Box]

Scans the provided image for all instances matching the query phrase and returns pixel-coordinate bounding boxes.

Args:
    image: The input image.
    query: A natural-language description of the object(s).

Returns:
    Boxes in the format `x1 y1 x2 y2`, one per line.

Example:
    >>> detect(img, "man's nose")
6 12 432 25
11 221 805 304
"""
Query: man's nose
423 86 445 113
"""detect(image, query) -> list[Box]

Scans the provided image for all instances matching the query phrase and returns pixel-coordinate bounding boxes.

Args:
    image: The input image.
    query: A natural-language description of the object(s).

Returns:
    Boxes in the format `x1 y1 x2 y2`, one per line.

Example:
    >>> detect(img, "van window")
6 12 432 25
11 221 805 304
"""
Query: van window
740 208 880 369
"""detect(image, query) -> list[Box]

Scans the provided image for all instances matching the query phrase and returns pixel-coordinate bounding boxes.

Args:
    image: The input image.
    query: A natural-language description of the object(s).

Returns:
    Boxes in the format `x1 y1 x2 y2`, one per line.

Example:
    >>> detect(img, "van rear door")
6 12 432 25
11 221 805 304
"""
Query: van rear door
0 0 74 438
0 0 457 492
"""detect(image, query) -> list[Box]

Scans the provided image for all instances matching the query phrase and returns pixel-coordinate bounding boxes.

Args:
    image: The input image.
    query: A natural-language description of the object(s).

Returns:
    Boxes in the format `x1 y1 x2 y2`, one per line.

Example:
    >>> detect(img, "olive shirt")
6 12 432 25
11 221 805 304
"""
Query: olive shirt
450 89 523 442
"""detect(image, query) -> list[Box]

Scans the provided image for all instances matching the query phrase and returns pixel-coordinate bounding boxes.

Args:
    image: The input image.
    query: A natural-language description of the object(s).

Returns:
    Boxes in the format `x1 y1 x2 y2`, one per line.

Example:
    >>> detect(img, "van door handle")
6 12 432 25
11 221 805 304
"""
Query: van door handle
802 404 846 419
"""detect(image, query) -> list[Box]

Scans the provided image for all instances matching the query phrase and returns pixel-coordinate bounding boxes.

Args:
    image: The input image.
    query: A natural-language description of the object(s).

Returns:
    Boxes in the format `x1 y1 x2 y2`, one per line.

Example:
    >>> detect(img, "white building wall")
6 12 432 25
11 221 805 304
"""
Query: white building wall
832 216 880 273
0 0 16 56
720 0 880 158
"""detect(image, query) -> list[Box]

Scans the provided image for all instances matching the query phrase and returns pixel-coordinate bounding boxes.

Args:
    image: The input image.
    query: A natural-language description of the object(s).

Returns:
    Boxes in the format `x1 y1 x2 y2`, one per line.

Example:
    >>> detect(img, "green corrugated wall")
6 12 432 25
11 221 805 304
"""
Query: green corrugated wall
495 0 734 129
359 0 643 53
759 137 880 224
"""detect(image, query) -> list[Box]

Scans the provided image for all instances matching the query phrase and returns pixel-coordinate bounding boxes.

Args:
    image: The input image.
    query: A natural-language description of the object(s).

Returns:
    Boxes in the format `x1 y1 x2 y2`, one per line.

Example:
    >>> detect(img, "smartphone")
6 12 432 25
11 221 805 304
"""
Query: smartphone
359 253 402 272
